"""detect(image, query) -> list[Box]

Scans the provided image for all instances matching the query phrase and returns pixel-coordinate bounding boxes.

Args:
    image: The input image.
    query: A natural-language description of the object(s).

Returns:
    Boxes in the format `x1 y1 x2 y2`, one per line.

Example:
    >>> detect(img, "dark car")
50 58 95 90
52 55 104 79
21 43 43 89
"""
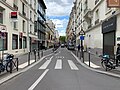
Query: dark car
61 44 65 48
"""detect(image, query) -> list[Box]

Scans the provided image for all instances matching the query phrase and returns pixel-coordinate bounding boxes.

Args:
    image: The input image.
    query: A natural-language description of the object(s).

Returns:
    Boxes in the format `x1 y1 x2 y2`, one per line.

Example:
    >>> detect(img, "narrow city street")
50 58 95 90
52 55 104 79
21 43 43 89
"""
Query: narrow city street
0 48 120 90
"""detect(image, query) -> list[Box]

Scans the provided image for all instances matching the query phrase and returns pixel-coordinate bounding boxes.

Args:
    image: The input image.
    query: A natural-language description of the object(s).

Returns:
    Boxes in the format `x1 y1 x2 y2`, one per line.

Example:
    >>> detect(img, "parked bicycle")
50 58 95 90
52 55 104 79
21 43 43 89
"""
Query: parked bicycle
0 54 18 73
100 54 116 71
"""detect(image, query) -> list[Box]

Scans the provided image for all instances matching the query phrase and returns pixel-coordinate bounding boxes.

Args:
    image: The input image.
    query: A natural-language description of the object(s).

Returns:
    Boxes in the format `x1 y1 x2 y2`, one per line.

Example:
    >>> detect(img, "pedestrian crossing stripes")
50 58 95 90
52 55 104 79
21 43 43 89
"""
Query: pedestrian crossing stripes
68 60 79 70
39 60 52 69
39 59 79 70
55 59 62 69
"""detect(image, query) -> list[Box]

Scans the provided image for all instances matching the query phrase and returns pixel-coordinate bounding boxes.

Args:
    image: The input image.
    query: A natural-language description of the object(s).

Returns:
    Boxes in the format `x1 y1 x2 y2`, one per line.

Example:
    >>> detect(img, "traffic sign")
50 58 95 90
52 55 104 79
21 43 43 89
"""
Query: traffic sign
79 29 85 35
80 35 84 40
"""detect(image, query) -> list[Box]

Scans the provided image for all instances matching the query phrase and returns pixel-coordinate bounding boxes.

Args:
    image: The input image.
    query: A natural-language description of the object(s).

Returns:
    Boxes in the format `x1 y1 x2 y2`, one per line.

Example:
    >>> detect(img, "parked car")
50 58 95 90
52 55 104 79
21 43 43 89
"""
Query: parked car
67 44 75 50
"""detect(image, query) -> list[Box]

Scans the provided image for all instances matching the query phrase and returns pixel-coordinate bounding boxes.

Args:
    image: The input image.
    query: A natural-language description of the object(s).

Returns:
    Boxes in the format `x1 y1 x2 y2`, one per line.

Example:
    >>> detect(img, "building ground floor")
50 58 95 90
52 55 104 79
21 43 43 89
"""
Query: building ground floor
76 13 120 57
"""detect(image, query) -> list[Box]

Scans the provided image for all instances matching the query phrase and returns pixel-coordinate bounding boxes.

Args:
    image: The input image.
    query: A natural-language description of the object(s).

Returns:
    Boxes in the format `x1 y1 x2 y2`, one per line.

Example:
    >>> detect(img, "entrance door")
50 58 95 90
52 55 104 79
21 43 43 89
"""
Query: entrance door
103 31 115 57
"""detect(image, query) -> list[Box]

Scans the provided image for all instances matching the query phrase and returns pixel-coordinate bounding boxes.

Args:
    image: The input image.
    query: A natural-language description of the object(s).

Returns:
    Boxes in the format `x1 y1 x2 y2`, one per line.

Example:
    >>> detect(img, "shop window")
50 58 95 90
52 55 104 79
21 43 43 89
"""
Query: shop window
12 34 18 49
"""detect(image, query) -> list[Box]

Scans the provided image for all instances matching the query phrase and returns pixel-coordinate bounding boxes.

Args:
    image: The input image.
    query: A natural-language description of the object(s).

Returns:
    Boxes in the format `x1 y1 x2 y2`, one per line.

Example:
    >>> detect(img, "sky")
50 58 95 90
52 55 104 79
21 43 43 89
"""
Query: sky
44 0 74 36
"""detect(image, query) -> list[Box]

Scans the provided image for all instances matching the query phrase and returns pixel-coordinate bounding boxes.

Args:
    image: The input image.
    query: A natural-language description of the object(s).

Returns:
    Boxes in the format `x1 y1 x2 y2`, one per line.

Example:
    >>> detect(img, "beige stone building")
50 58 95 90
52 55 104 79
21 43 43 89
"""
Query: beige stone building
0 0 38 59
67 0 120 56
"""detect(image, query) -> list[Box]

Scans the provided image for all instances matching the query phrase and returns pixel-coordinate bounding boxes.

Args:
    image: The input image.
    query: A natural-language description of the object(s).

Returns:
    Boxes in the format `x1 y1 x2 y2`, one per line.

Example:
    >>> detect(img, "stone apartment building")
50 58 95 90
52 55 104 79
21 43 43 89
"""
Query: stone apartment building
0 0 47 59
67 0 120 56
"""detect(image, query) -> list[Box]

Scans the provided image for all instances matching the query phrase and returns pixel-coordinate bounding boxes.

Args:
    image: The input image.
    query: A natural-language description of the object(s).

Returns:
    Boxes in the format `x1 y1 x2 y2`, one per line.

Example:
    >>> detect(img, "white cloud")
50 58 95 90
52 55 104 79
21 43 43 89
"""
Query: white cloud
44 0 73 16
44 0 74 36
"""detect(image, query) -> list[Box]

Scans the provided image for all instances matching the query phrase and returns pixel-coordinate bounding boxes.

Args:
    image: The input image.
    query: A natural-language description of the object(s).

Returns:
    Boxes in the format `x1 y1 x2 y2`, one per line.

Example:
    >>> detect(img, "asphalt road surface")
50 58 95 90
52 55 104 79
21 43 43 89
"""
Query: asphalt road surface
0 48 120 90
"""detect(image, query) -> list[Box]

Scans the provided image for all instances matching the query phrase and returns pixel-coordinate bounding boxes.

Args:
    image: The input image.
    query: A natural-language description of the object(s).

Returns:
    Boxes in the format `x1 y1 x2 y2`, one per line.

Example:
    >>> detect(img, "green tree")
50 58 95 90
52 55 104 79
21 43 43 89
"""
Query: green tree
59 36 66 43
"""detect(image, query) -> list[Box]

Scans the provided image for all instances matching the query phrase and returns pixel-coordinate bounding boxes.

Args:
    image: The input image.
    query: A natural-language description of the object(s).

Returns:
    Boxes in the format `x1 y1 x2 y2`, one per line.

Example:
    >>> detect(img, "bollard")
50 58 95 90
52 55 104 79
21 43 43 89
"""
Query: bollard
35 52 36 62
83 51 84 63
88 51 90 67
16 58 19 71
41 51 43 57
38 51 40 59
28 52 30 66
10 60 12 73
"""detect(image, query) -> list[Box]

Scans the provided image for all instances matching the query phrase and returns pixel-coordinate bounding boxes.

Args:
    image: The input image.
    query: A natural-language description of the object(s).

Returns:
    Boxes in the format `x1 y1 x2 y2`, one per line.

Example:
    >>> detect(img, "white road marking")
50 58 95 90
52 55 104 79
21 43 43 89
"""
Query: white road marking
39 56 53 69
18 60 35 68
55 59 62 69
68 60 79 70
28 69 49 90
39 60 51 69
85 61 100 68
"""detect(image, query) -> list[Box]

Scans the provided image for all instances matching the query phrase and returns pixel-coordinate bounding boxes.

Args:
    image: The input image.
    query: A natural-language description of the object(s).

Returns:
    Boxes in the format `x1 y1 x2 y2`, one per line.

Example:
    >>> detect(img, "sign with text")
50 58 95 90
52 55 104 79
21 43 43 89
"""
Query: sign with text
11 12 17 19
107 0 120 7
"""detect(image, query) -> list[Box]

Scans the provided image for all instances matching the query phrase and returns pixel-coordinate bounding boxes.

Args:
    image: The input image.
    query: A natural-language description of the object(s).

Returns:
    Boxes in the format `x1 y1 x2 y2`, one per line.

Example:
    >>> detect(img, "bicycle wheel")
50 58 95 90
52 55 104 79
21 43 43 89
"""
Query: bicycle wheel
6 61 14 72
101 60 107 70
101 61 112 71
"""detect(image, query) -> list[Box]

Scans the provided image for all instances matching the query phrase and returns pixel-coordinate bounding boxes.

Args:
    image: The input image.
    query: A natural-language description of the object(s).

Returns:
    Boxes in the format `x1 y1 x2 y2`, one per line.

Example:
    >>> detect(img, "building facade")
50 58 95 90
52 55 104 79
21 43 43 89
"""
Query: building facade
46 20 55 48
67 0 120 56
0 0 47 59
37 0 46 50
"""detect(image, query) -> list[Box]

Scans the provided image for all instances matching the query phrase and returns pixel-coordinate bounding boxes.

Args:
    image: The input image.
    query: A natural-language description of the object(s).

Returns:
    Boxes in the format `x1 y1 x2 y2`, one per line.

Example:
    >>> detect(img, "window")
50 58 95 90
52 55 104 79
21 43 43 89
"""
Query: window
34 0 36 10
30 11 32 20
22 3 24 13
13 0 18 10
12 34 18 49
0 32 7 51
95 9 99 24
30 25 32 33
22 3 26 16
23 36 27 48
13 22 18 29
19 37 22 49
0 9 3 24
23 20 25 32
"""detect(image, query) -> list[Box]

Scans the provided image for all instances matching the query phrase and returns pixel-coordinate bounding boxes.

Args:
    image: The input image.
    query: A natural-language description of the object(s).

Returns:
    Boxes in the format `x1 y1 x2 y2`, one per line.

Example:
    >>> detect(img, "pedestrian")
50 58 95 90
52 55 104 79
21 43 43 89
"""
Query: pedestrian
116 43 120 66
78 44 80 51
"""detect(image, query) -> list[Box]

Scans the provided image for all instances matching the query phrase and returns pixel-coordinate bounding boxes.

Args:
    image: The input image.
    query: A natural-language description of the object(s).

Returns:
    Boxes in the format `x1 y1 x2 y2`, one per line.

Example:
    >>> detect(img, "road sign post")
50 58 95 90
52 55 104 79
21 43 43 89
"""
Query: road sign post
79 28 85 62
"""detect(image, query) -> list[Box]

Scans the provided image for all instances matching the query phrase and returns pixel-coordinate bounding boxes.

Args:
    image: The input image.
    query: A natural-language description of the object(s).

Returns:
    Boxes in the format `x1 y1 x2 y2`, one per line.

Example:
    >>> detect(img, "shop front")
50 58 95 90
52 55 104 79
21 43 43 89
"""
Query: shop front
102 16 117 57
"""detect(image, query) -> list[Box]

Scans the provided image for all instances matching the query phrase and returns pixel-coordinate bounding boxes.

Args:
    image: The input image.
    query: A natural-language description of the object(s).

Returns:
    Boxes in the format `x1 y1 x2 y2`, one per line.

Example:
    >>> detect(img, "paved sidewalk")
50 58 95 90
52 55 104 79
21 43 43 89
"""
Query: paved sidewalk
0 49 53 79
72 50 120 77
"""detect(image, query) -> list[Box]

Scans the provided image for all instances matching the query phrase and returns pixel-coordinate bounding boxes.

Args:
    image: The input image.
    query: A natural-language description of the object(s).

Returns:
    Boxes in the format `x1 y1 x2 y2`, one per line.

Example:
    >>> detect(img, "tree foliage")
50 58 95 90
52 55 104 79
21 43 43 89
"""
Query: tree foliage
59 36 66 43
